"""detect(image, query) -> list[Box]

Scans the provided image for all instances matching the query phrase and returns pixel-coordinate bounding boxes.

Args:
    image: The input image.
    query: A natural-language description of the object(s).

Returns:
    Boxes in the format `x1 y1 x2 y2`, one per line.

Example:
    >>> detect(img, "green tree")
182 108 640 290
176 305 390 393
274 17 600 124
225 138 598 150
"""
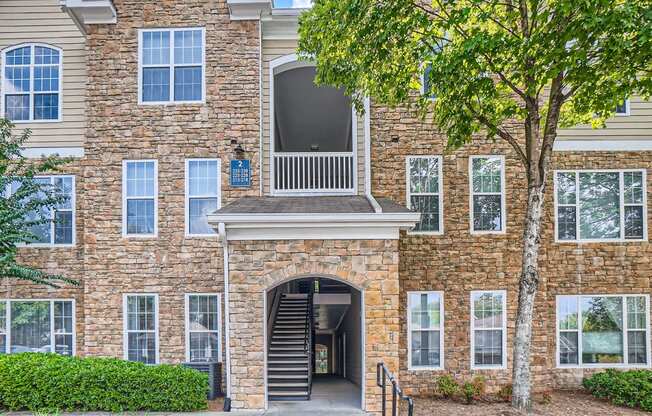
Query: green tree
298 0 651 411
0 118 77 287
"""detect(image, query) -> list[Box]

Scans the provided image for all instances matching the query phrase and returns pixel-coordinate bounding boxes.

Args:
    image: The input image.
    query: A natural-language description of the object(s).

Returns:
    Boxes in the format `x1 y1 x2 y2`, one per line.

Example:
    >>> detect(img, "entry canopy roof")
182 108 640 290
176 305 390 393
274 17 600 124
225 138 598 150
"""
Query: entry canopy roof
208 196 420 241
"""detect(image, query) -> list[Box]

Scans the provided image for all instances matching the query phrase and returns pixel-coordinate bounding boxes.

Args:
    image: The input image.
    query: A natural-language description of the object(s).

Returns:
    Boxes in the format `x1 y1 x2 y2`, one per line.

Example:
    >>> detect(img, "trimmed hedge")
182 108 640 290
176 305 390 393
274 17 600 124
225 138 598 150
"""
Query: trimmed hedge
583 369 652 412
0 353 208 412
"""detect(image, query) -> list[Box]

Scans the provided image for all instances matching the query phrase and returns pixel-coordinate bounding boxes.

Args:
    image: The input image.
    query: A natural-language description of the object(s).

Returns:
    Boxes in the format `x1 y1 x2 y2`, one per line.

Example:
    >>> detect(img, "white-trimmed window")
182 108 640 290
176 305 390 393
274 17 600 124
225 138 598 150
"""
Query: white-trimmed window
557 295 650 368
6 176 75 246
615 99 630 116
555 170 647 242
420 64 435 100
138 28 205 104
185 159 221 236
1 44 62 122
123 160 158 237
0 299 75 355
123 294 158 364
406 156 443 234
185 294 221 362
408 291 444 370
471 290 507 369
469 156 506 233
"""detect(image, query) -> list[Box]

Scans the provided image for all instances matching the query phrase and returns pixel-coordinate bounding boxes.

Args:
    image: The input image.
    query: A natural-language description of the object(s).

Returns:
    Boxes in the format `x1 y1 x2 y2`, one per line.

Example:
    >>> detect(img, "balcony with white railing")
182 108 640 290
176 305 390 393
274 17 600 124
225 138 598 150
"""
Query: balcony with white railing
273 152 355 194
270 63 358 196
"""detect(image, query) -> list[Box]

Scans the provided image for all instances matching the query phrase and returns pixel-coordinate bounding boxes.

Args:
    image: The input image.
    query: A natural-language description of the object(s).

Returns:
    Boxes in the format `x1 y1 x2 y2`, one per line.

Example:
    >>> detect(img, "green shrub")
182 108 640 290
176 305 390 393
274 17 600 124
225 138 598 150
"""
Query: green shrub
461 381 476 404
471 375 486 397
460 376 485 405
0 353 208 412
583 369 652 412
497 384 512 402
437 374 460 398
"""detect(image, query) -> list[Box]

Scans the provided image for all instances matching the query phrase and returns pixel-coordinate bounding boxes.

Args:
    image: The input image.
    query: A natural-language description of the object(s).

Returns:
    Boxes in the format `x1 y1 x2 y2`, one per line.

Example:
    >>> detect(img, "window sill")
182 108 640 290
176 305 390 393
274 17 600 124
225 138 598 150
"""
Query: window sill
122 234 158 239
556 363 651 370
470 230 507 236
17 243 75 249
407 230 443 236
555 238 648 244
185 233 220 239
138 100 205 106
407 365 445 371
470 365 507 370
9 119 63 124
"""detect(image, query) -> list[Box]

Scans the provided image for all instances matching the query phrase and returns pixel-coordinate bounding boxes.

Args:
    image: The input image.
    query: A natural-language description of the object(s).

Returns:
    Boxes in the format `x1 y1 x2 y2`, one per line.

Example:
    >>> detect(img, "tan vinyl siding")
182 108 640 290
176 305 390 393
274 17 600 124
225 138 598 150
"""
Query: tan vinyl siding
261 38 366 195
0 0 86 149
557 96 652 142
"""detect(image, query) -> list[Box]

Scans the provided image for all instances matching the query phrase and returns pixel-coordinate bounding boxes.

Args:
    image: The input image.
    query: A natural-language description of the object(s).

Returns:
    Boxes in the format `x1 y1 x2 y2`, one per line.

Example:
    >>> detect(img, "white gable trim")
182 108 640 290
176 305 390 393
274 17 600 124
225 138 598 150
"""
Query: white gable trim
554 140 652 152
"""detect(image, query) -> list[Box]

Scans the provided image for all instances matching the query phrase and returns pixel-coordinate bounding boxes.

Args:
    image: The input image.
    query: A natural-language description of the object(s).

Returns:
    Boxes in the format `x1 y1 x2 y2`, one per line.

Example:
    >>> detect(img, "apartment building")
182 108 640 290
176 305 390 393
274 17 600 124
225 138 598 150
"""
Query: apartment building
1 0 651 413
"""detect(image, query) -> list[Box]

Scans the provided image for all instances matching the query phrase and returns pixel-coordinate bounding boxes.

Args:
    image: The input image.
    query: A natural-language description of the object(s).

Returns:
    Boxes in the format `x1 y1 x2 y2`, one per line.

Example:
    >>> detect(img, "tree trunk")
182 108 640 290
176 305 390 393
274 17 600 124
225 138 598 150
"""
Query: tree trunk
511 182 545 412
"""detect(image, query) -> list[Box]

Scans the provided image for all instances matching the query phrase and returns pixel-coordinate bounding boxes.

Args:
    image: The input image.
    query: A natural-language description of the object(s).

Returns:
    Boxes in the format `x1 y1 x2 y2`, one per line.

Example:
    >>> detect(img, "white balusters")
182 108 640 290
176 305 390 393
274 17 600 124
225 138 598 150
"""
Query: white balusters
273 152 354 194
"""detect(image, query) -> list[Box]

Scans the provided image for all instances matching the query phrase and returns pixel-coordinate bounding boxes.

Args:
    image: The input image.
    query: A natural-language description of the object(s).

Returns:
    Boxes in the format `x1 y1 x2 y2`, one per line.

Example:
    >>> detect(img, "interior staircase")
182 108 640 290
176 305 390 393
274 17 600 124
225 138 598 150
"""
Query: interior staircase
267 293 312 401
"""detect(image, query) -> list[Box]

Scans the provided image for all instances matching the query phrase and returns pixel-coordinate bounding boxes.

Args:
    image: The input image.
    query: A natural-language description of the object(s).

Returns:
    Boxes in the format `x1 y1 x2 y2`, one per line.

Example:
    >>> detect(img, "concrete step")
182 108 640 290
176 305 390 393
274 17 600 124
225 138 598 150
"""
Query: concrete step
268 360 309 365
271 341 305 345
268 382 309 388
268 367 309 372
270 347 305 351
268 353 308 358
268 391 309 396
268 374 308 379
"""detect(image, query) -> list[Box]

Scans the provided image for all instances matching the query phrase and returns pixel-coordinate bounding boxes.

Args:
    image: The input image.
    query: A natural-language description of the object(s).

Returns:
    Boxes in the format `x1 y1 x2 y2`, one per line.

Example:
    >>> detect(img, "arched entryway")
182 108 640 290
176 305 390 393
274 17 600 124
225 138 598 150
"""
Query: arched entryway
264 275 364 412
223 239 401 412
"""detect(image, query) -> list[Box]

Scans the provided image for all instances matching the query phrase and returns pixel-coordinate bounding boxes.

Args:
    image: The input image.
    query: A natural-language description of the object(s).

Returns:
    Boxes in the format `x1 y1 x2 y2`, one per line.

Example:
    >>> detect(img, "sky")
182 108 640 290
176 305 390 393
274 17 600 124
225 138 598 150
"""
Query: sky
274 0 313 8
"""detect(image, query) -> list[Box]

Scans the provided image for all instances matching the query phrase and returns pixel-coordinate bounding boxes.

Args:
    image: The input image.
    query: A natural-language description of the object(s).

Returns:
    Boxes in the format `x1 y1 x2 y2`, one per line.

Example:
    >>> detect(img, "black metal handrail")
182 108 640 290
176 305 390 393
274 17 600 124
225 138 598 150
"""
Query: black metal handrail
376 362 414 416
303 285 314 399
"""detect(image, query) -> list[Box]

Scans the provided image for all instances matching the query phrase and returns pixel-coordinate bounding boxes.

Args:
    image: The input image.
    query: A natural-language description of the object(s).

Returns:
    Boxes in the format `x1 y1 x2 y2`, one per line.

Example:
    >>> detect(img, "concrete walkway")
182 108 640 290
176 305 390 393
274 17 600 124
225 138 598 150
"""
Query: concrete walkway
266 375 364 415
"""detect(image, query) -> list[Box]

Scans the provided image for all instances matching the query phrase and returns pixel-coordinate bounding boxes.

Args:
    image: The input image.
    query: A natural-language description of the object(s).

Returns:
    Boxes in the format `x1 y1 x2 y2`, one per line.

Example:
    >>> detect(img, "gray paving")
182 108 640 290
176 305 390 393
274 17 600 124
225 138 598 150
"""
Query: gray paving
265 375 364 415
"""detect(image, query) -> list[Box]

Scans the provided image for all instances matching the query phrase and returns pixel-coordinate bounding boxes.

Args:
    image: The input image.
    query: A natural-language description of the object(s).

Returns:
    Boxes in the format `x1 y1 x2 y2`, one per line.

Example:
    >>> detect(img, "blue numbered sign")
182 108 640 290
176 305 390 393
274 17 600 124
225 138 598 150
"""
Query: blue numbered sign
230 159 251 188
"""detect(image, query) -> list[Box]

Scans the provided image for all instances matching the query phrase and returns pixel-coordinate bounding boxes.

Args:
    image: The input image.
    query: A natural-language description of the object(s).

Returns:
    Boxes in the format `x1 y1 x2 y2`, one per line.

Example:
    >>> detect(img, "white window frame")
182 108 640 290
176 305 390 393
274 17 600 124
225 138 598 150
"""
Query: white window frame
1 43 63 123
470 290 507 370
137 27 206 105
406 155 444 235
122 293 159 364
184 159 222 237
553 169 648 243
469 155 506 235
555 294 651 369
419 63 436 101
122 160 158 238
407 291 445 371
184 293 222 363
615 99 630 116
0 299 76 355
7 175 76 248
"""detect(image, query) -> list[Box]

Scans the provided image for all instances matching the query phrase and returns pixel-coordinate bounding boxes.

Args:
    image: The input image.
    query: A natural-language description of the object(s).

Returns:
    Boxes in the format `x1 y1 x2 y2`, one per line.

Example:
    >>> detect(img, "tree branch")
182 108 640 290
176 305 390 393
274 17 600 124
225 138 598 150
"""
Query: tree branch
463 101 529 167
538 73 565 183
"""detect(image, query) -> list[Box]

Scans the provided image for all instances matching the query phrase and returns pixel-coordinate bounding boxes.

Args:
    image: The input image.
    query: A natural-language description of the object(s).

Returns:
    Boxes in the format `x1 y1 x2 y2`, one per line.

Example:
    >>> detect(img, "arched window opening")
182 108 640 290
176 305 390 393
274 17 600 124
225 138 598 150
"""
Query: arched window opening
2 44 62 122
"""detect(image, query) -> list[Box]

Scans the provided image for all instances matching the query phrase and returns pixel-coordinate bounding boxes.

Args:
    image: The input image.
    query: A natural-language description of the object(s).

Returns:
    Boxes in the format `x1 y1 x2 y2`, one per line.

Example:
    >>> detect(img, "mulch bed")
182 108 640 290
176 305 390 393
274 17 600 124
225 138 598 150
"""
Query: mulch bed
412 391 649 415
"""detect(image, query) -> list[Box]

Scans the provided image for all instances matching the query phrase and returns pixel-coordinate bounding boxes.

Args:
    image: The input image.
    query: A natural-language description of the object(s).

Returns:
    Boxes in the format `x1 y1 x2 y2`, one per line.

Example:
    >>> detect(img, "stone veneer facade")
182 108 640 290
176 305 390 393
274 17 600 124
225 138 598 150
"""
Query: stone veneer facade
227 239 399 411
370 103 652 395
2 0 651 413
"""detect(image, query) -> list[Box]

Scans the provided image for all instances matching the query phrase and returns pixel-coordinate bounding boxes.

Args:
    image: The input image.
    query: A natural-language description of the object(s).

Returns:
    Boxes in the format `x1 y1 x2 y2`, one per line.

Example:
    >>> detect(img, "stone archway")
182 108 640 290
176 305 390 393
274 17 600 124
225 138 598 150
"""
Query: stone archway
226 239 400 413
